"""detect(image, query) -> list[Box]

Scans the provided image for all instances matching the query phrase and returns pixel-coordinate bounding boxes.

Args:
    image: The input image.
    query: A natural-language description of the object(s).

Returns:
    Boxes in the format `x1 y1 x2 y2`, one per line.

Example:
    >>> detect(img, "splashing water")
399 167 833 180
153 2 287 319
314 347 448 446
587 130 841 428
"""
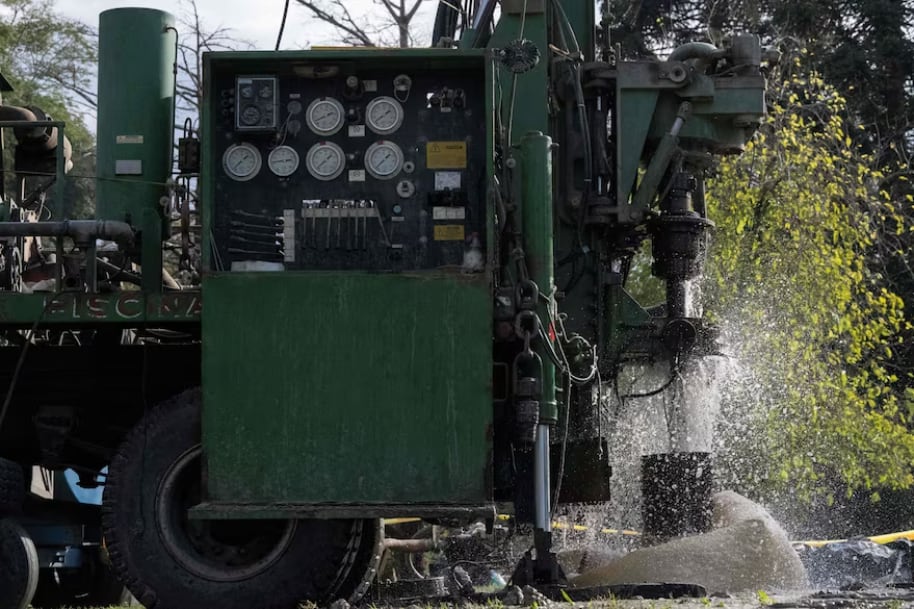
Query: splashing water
594 356 727 532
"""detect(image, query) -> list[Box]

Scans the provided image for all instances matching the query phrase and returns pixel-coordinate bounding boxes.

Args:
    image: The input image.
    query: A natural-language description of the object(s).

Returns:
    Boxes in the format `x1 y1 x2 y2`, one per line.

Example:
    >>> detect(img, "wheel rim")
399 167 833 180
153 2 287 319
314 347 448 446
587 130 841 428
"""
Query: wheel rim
155 446 297 582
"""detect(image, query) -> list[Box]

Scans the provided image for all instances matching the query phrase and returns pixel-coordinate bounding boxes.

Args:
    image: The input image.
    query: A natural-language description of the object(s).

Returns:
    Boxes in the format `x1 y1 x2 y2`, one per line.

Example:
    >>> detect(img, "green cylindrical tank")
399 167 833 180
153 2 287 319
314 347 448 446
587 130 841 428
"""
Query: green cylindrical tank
97 8 175 290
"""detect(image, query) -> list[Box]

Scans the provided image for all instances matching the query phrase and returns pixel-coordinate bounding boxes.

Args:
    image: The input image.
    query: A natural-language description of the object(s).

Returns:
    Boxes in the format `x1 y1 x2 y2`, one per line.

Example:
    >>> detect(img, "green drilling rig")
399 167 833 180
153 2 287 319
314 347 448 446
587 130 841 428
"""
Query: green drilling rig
0 2 769 608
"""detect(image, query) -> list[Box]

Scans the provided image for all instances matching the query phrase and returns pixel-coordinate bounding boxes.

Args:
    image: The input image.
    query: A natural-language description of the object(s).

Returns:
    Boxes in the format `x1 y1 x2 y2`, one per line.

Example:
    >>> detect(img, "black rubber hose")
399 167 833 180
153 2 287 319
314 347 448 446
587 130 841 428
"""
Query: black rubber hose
432 0 461 46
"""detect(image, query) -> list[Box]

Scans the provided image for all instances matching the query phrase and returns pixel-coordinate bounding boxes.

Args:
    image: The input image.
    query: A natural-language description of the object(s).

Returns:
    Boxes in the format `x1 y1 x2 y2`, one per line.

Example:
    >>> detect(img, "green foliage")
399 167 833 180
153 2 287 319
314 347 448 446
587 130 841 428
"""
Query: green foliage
0 0 96 115
704 71 914 498
0 0 97 218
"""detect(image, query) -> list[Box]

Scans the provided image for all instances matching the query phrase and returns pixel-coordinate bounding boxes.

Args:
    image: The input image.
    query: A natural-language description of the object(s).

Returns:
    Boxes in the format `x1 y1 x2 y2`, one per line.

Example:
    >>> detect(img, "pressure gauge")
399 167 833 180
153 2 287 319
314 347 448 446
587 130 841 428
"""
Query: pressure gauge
268 145 300 177
306 142 345 181
306 97 345 136
365 140 404 180
365 96 404 135
239 105 263 127
222 143 262 181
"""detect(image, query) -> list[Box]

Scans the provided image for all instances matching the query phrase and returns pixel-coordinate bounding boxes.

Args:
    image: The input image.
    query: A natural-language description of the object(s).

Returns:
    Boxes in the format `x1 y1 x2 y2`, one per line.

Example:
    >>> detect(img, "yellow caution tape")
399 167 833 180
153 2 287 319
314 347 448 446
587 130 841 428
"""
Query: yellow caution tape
794 529 914 548
383 517 424 526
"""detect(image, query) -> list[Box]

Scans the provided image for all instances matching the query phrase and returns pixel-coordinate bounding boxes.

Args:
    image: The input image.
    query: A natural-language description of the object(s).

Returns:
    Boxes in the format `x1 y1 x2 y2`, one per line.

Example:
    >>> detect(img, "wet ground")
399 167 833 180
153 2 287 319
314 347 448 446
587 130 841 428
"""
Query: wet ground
570 589 914 609
450 589 913 609
69 587 914 609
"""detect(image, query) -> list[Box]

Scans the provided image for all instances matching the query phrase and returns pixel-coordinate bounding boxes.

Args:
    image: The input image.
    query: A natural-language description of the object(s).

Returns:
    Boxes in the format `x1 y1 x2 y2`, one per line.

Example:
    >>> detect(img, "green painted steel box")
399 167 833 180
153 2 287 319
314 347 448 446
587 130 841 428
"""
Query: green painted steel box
199 49 494 510
201 272 493 506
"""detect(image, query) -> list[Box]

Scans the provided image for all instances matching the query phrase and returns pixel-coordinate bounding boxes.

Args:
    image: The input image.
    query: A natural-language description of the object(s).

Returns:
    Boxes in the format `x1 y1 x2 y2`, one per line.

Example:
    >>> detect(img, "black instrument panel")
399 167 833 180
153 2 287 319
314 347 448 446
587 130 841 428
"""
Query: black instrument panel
207 54 489 272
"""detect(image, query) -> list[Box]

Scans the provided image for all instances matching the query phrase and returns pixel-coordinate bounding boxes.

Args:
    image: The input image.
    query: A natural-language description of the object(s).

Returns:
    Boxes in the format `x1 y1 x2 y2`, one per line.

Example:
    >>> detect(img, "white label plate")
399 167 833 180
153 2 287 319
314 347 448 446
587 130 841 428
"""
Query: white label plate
434 171 461 191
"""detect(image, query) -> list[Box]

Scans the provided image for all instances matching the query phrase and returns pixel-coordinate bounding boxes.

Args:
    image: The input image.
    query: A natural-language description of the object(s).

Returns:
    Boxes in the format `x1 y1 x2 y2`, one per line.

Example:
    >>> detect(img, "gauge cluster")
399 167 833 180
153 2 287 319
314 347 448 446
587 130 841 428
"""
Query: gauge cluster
208 54 488 272
234 76 278 131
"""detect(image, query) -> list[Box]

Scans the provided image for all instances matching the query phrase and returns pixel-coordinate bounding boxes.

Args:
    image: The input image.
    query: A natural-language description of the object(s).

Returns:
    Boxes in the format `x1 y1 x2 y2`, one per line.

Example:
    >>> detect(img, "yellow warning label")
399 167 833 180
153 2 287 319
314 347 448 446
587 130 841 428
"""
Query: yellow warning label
433 224 465 241
426 141 467 169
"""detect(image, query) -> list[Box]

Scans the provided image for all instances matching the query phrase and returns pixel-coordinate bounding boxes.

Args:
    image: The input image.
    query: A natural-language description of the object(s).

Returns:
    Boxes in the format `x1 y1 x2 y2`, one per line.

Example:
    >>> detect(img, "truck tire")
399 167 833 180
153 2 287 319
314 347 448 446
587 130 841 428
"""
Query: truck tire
102 388 381 609
0 518 39 609
0 456 25 515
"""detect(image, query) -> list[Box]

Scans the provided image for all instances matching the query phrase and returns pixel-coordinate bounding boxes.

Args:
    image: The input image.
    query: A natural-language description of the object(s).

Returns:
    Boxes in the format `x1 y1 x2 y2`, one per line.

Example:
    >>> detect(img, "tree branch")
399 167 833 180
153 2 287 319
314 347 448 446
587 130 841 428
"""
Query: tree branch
295 0 377 46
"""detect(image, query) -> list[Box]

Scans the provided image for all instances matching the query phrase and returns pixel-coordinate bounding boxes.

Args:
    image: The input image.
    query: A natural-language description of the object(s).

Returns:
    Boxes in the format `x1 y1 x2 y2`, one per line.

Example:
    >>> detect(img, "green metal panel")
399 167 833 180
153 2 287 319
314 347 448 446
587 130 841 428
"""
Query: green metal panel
616 88 659 215
202 272 492 505
0 291 200 326
488 11 549 144
97 8 176 292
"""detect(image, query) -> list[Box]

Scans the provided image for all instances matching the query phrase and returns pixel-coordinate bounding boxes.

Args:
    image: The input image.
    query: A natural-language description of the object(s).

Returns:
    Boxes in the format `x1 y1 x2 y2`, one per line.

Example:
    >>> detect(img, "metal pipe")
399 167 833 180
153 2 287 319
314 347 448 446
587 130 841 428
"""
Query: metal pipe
383 537 440 553
0 106 45 142
162 268 182 290
534 423 552 531
0 107 72 163
666 280 687 318
667 42 725 63
0 220 134 245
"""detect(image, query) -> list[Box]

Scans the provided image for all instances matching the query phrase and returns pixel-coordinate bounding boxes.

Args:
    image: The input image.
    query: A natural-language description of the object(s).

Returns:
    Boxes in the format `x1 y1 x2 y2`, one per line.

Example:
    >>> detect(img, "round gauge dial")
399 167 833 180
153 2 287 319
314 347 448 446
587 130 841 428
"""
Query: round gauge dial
239 105 262 126
306 97 345 136
222 143 262 181
365 96 404 135
268 145 300 177
365 140 404 180
306 142 346 181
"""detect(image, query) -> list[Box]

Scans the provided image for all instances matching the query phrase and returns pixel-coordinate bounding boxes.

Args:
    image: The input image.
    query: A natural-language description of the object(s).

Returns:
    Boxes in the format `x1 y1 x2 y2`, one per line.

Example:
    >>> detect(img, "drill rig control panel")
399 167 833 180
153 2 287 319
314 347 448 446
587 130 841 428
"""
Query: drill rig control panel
206 53 489 273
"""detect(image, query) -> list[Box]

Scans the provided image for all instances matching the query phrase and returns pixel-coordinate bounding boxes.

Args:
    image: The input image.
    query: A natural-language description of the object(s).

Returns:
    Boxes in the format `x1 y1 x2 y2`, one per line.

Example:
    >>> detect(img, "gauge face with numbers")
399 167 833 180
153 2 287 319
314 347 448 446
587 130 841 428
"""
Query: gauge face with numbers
365 96 404 135
222 142 262 181
268 145 300 177
365 140 404 179
306 97 345 136
306 142 345 181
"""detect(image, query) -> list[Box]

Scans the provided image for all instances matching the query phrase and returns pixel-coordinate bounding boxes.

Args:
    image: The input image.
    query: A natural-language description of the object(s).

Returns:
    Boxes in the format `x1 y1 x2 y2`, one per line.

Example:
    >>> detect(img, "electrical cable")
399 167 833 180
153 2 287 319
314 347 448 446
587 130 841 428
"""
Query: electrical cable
539 288 599 384
504 0 528 150
275 0 291 50
619 366 680 399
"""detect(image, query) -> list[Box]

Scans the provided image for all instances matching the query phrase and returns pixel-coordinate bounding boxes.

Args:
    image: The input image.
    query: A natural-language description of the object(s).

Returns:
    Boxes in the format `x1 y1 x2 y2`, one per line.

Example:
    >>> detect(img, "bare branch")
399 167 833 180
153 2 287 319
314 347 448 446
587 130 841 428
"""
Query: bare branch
295 0 377 46
404 0 425 23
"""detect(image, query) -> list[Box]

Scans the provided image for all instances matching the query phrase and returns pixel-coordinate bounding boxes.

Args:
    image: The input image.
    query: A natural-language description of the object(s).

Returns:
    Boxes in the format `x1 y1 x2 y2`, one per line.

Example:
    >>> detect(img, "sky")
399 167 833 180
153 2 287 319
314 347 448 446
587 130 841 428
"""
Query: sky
54 0 437 50
51 0 437 129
